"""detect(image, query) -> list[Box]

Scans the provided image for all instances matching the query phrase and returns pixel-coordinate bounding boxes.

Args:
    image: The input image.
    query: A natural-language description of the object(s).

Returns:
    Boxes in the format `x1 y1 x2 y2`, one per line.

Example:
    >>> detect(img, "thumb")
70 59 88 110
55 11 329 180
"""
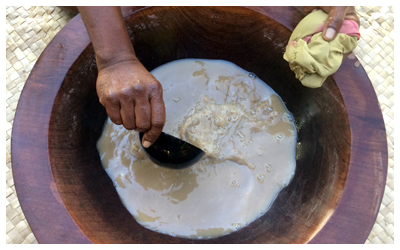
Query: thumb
142 126 163 148
322 6 349 42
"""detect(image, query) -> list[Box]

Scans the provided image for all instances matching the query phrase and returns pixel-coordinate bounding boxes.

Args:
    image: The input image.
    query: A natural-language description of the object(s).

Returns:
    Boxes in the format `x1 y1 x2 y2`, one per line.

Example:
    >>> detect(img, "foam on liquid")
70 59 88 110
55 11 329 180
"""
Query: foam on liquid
97 59 297 239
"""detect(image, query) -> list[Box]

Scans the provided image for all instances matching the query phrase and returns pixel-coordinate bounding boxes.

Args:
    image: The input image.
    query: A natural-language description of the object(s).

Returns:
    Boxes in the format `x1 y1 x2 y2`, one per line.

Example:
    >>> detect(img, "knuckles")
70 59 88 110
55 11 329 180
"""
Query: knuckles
123 124 136 130
100 92 119 105
110 116 122 125
151 119 165 130
136 121 151 131
119 88 134 101
97 69 165 135
329 16 344 27
132 83 145 95
147 80 163 95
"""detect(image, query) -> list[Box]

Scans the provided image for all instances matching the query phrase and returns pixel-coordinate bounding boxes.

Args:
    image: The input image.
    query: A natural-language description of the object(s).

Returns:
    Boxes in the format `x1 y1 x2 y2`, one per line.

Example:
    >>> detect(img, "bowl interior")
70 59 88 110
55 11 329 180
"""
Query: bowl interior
48 6 350 243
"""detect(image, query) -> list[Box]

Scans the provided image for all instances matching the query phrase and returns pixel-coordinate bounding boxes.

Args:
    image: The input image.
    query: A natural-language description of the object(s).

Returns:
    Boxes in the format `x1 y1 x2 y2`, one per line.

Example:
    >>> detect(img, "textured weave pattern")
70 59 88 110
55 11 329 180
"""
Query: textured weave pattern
353 6 394 244
5 6 394 244
6 6 73 244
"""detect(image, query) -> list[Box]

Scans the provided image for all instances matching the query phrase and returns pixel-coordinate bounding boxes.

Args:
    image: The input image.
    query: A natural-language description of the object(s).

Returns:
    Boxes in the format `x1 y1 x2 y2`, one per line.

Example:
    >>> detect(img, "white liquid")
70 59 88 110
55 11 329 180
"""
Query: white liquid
97 59 297 239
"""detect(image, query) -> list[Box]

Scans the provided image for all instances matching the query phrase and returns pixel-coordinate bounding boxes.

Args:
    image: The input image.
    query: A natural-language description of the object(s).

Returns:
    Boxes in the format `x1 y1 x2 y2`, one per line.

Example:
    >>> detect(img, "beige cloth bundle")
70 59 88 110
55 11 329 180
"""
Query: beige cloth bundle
283 10 358 88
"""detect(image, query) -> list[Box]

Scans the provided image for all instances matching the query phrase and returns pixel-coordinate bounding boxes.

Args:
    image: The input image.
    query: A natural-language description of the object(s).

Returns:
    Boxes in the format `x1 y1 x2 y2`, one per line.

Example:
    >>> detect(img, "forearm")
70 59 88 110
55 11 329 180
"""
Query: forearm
78 6 137 70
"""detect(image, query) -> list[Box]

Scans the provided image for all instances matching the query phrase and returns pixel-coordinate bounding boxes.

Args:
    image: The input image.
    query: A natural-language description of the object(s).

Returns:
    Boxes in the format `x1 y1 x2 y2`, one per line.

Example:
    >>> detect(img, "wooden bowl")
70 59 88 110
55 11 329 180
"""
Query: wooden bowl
12 6 387 243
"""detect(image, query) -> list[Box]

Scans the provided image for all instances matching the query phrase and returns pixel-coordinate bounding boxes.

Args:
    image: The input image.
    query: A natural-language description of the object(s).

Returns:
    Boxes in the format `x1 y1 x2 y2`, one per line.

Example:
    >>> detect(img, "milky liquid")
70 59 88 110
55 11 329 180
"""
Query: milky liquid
97 59 297 239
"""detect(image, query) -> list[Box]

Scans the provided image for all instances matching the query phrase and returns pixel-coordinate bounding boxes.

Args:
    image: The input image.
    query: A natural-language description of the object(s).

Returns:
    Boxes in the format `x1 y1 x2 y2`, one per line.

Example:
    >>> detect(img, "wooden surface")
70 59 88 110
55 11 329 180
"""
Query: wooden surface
11 6 387 244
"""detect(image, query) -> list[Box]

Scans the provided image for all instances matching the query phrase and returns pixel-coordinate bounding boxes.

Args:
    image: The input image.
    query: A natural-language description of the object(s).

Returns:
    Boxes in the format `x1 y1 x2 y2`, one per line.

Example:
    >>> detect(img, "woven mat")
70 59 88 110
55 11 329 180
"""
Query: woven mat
5 6 394 244
353 6 395 244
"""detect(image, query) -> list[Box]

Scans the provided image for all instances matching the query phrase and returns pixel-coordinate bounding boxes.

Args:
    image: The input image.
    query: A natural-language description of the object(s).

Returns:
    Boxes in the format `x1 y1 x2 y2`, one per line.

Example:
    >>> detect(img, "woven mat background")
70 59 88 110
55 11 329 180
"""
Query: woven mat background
5 6 394 244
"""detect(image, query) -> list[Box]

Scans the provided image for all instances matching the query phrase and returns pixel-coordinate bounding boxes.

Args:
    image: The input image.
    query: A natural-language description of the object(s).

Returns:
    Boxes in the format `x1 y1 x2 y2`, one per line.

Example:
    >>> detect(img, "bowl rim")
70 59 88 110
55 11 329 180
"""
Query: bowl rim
11 6 387 244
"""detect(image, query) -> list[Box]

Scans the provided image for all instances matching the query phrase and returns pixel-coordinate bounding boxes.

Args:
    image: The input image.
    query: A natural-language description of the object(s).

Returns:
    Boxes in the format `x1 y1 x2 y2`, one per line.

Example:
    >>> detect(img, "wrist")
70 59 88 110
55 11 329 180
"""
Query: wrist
96 49 138 71
78 6 139 71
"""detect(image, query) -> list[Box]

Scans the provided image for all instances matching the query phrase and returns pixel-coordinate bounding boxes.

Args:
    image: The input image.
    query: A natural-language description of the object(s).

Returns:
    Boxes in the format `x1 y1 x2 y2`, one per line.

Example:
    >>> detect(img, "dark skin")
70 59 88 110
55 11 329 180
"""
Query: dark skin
78 6 359 147
78 7 165 148
303 6 360 59
303 6 360 41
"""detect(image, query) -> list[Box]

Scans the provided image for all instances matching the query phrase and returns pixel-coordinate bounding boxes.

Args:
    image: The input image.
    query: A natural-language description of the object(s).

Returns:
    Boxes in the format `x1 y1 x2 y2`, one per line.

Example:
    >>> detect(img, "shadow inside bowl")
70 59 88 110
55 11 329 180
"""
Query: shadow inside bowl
48 6 350 243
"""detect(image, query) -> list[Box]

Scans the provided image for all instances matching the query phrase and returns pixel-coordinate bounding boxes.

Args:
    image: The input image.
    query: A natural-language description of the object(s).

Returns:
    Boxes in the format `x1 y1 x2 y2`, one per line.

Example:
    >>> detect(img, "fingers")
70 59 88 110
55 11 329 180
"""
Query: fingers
134 98 151 132
142 94 166 148
108 97 156 137
103 86 164 149
112 96 153 133
99 93 123 125
322 6 349 41
105 104 122 125
120 99 136 130
96 61 165 147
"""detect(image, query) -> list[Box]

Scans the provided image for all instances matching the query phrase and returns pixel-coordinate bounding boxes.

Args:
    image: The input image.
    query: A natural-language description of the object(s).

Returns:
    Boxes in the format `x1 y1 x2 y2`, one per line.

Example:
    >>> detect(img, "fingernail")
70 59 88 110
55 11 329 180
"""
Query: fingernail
312 9 318 12
143 140 152 148
325 28 336 40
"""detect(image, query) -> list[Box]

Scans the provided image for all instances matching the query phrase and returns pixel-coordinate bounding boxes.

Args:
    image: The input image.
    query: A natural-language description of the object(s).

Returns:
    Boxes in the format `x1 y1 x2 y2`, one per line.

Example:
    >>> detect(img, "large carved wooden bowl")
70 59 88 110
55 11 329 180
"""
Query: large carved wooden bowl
12 7 387 243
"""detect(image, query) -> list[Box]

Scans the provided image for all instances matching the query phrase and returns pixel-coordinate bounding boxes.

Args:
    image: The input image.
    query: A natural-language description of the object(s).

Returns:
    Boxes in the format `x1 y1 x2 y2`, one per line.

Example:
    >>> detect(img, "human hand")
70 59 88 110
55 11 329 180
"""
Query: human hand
96 59 166 148
303 6 360 41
